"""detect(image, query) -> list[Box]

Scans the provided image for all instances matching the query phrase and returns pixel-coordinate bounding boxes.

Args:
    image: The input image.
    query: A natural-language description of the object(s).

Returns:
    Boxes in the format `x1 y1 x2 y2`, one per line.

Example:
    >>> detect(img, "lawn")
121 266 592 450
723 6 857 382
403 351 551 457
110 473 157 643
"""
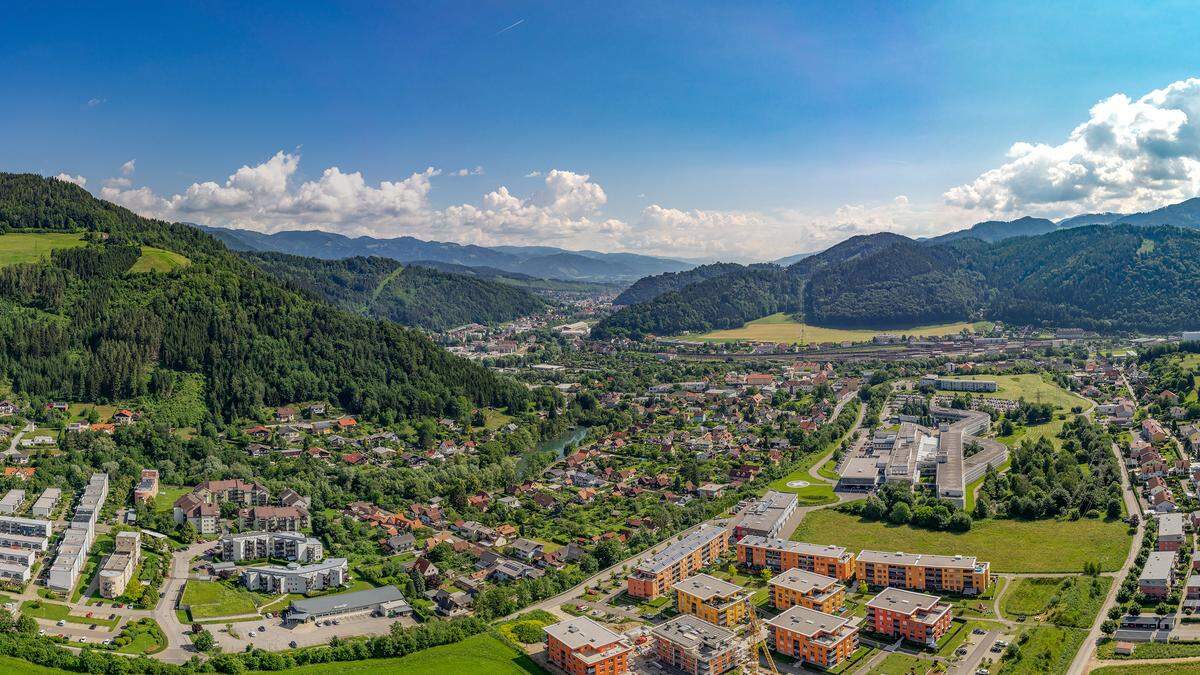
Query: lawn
181 580 260 620
1097 638 1200 659
942 374 1090 412
253 633 547 674
154 485 192 514
688 313 988 344
480 408 514 432
0 232 86 266
1094 666 1200 675
792 509 1132 573
128 246 190 273
20 600 119 629
872 653 930 675
115 617 166 654
996 625 1087 675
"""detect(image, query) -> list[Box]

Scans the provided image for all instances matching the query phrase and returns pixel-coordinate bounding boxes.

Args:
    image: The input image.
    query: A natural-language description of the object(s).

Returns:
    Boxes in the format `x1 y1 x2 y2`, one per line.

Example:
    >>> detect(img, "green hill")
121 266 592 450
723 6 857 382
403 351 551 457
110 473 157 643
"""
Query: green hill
242 251 546 330
0 173 533 422
595 224 1200 337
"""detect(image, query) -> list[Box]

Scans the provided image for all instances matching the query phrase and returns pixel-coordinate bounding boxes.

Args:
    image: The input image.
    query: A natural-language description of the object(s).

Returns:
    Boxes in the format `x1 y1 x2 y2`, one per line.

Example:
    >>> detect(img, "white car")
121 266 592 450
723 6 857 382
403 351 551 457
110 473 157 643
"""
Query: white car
77 637 86 643
56 620 65 627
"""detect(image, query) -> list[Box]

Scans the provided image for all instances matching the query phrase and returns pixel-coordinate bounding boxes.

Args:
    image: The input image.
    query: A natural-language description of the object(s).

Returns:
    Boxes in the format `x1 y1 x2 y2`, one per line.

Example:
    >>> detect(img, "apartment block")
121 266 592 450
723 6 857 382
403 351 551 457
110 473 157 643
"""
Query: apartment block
220 530 324 563
732 490 798 540
765 605 859 669
856 550 990 595
0 515 52 539
673 573 751 627
1140 551 1177 600
31 488 61 518
769 568 845 613
544 616 633 675
99 531 140 598
0 490 24 514
133 469 159 504
627 524 730 599
48 474 108 592
651 614 741 675
866 587 953 647
736 536 855 580
1159 513 1186 552
241 558 347 594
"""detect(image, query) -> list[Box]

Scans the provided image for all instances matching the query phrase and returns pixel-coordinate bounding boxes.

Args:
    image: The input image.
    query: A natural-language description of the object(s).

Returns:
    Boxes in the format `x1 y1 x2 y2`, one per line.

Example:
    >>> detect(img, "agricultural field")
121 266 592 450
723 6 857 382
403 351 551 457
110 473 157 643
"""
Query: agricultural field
129 246 190 273
1094 665 1200 675
0 232 86 265
254 633 546 674
941 374 1091 412
688 313 988 344
995 625 1087 675
180 579 260 620
792 509 1131 573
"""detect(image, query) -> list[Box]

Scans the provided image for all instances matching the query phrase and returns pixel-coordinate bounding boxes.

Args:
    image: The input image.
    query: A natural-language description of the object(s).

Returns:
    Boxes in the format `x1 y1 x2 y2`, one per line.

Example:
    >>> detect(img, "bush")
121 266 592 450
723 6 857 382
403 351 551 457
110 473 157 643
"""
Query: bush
510 621 543 644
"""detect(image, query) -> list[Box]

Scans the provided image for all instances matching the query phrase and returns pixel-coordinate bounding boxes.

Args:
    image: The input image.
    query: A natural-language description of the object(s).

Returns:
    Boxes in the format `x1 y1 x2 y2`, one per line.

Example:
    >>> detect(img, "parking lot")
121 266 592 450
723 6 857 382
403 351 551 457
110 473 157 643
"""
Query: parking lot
213 611 414 652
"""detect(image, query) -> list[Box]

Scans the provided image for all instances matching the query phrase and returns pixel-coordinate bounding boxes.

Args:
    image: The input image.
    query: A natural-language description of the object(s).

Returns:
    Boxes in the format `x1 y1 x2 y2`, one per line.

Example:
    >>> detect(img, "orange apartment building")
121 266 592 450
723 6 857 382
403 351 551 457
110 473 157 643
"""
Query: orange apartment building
544 616 633 675
856 550 990 595
865 587 953 647
765 605 859 669
769 568 845 613
627 524 730 599
736 535 855 580
673 573 751 627
651 614 742 675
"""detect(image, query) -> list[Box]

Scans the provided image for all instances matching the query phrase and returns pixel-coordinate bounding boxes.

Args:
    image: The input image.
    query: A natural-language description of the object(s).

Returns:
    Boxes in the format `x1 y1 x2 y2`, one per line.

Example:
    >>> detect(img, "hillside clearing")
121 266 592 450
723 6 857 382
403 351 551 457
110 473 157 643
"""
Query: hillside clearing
688 313 989 344
0 232 86 265
129 246 191 273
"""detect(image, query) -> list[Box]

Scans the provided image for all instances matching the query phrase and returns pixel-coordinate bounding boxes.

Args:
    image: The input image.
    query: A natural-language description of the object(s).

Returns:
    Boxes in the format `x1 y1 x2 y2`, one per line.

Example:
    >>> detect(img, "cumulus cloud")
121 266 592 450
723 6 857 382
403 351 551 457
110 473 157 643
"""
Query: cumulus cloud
451 166 484 177
524 171 541 178
54 173 86 187
121 159 136 175
946 77 1200 216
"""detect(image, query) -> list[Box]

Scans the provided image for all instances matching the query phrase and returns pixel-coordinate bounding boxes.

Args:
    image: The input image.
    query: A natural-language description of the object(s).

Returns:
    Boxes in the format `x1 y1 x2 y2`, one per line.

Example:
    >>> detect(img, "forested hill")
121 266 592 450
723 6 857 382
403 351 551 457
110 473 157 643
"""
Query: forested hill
595 224 1200 338
242 252 546 330
0 173 537 423
612 262 755 305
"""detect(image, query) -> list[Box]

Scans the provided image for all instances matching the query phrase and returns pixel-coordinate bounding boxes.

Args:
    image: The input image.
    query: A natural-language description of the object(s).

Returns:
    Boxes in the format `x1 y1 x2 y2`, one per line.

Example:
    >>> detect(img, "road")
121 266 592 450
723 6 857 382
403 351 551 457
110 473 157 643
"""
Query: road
1065 442 1144 675
505 391 864 623
954 629 1000 675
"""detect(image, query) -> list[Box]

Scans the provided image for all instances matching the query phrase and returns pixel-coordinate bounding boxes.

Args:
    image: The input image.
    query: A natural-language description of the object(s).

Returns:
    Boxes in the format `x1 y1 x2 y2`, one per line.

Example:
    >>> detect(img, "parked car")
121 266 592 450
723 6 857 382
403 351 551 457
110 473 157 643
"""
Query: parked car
248 631 256 638
289 640 298 648
55 620 65 627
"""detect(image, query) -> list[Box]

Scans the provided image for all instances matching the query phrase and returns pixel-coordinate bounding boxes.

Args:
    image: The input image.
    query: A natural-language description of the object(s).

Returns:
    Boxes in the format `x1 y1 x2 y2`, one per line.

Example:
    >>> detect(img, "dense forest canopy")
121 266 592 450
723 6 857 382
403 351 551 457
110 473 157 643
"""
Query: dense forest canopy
595 224 1200 338
0 173 533 422
242 251 546 330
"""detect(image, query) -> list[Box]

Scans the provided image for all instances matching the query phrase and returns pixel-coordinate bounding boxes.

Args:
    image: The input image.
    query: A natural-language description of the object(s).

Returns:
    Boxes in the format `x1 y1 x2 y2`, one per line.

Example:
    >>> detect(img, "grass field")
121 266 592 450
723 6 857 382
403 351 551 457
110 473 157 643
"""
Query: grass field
997 625 1087 675
942 374 1091 411
20 600 119 629
792 510 1132 573
1094 665 1200 675
0 232 86 266
181 580 260 620
687 313 989 344
0 656 70 673
253 633 546 674
129 246 190 273
115 618 166 654
154 485 192 514
872 653 928 674
1097 638 1200 660
1002 576 1111 627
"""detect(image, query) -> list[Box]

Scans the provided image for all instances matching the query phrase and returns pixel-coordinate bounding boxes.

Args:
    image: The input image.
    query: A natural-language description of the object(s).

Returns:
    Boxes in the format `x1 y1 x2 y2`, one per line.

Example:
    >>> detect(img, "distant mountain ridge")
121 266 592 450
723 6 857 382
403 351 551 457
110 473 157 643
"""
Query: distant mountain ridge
197 225 691 282
925 216 1058 244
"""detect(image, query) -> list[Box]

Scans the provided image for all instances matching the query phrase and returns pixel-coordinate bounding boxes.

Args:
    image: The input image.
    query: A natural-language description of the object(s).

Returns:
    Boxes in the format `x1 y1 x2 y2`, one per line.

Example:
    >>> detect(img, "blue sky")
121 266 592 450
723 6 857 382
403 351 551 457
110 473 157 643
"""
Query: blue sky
5 2 1200 260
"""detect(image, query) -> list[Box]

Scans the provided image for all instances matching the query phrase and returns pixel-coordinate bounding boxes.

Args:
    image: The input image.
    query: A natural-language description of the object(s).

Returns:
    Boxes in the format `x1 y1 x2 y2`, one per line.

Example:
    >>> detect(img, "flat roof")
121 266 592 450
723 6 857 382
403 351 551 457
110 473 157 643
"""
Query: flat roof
738 535 851 560
635 524 727 575
858 549 980 570
672 573 745 602
544 615 626 650
1160 513 1185 538
736 491 798 534
765 605 852 638
769 568 840 594
289 584 407 616
866 587 942 614
650 614 734 652
1141 551 1176 582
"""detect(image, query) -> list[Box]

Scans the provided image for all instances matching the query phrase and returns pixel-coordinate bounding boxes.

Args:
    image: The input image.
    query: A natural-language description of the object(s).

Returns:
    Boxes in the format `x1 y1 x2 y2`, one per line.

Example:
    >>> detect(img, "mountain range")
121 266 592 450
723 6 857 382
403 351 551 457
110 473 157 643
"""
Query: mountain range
199 225 691 283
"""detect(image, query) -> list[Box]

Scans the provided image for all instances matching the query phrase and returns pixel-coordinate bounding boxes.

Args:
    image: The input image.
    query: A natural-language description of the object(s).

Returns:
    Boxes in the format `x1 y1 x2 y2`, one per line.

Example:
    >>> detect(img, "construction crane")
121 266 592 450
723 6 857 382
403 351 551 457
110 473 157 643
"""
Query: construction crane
745 604 780 675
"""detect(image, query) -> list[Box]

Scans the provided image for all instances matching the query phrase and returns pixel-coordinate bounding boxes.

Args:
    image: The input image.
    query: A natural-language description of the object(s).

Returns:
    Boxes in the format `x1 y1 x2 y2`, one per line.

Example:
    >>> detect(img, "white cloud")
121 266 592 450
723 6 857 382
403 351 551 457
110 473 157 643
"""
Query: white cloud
524 171 541 178
121 159 136 175
451 166 484 177
103 177 132 189
946 77 1200 216
85 97 106 108
54 173 86 187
